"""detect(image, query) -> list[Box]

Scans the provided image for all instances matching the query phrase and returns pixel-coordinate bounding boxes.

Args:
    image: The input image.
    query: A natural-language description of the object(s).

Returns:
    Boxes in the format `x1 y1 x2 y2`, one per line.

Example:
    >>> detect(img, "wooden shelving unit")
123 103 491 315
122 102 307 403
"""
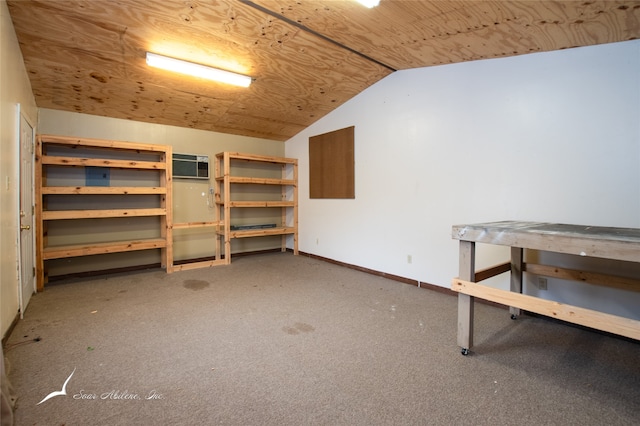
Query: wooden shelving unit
215 152 298 264
35 134 173 290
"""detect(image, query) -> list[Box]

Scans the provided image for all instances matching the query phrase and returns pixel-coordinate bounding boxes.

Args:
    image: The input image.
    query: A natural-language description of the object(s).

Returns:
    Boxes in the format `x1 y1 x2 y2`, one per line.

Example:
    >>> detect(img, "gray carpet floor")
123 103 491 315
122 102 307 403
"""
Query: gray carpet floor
3 252 640 425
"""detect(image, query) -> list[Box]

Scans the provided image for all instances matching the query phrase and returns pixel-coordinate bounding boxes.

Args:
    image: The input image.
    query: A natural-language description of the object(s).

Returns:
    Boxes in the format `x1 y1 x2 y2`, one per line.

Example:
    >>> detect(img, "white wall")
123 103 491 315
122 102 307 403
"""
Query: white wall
0 0 38 338
286 40 640 319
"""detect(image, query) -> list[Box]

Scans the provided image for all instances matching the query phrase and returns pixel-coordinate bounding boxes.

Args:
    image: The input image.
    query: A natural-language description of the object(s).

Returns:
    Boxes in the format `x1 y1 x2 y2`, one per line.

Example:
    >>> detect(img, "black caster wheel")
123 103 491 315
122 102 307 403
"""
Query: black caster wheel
461 348 470 356
510 314 517 320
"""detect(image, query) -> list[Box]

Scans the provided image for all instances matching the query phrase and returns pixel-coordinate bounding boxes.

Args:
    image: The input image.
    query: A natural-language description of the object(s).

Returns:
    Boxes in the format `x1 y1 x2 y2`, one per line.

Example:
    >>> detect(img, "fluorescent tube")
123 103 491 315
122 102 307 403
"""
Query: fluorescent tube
146 52 252 88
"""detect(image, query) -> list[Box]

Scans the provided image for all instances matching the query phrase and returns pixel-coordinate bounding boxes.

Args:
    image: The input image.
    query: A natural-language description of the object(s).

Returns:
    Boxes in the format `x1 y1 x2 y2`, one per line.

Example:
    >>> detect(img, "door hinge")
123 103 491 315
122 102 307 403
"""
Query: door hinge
32 267 35 277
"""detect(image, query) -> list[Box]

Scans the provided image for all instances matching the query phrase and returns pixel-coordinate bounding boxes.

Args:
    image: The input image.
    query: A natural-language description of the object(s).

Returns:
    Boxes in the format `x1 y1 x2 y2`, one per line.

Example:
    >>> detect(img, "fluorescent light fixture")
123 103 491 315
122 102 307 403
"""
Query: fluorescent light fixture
355 0 380 7
146 52 252 88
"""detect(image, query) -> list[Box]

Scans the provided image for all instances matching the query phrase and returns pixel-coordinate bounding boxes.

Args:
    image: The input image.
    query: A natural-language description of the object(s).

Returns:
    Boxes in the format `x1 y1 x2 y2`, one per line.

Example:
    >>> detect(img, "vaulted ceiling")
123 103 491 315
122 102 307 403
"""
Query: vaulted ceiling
7 0 640 141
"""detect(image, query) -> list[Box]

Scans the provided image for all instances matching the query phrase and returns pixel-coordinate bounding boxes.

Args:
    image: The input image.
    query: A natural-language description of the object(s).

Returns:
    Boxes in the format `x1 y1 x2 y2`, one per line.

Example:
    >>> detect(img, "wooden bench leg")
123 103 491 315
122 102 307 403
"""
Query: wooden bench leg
457 293 474 354
510 247 523 319
457 240 475 355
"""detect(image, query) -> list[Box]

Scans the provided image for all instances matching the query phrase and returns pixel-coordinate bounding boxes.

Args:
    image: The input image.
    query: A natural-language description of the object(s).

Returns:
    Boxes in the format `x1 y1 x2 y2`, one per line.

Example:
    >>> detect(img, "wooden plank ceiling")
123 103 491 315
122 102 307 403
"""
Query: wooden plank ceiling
8 0 640 141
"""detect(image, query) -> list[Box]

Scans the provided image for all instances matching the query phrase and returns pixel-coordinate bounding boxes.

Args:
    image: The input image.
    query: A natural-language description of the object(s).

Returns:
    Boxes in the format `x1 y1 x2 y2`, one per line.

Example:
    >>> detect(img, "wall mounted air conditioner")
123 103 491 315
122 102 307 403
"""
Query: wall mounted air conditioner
173 153 209 179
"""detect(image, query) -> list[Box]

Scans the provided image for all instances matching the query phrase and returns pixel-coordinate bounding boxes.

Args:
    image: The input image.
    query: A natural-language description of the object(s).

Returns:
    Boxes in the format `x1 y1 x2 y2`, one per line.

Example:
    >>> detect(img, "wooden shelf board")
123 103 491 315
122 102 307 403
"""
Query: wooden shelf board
38 134 170 154
43 238 167 260
228 201 295 208
42 186 166 195
42 208 166 220
173 221 221 229
224 177 296 185
171 258 226 271
42 155 166 170
216 152 297 165
219 227 296 238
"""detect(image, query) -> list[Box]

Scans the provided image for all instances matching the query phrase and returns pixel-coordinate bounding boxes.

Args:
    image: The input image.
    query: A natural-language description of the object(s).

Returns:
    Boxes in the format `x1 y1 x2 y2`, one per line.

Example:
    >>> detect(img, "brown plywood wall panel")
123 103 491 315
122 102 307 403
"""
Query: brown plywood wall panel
8 0 390 141
7 1 640 141
256 0 640 68
309 126 355 199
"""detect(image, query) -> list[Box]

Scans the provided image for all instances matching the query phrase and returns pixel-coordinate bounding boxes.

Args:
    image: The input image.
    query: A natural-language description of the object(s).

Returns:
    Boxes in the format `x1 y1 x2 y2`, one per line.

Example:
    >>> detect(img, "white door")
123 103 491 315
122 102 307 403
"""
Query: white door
18 107 35 316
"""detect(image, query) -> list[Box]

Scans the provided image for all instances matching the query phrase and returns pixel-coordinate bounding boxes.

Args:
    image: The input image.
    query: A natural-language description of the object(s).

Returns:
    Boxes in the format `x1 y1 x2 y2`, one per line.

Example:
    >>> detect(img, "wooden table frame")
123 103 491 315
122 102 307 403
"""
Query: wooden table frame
451 221 640 355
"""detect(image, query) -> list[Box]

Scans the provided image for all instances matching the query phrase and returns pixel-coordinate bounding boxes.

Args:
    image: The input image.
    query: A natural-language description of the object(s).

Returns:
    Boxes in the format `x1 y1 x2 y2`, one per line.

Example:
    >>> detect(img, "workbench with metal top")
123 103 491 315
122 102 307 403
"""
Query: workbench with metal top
451 221 640 355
